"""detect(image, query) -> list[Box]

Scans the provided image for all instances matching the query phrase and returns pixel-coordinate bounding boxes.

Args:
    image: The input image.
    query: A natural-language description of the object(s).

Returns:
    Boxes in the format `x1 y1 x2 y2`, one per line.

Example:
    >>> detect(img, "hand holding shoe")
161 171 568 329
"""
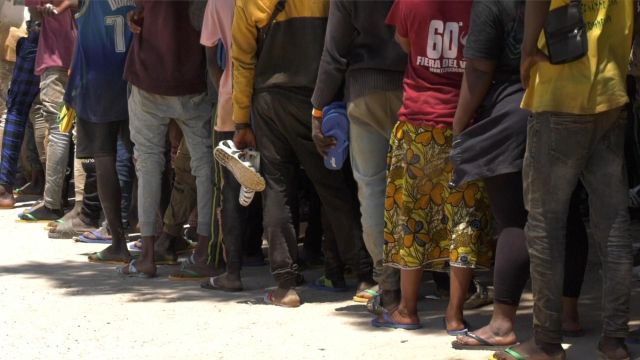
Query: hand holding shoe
311 116 336 157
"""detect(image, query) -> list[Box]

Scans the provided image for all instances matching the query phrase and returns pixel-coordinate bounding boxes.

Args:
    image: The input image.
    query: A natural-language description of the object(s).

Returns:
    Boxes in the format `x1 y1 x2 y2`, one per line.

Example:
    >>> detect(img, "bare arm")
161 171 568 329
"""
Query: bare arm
452 58 497 135
395 32 410 54
51 0 78 14
205 44 223 92
520 0 551 88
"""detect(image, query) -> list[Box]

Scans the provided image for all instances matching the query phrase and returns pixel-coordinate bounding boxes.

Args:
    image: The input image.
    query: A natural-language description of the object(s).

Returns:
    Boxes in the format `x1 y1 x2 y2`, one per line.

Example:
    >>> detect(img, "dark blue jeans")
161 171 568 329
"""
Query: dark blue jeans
523 108 632 343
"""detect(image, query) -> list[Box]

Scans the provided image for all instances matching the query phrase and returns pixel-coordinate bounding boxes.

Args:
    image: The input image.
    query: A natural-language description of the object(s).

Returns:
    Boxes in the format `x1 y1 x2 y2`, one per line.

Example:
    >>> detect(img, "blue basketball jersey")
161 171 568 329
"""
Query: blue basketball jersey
65 0 135 123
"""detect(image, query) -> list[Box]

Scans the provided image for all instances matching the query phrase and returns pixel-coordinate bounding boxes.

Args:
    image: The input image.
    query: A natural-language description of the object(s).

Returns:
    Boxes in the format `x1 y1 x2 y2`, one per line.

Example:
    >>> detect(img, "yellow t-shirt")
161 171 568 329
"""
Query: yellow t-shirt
521 0 633 114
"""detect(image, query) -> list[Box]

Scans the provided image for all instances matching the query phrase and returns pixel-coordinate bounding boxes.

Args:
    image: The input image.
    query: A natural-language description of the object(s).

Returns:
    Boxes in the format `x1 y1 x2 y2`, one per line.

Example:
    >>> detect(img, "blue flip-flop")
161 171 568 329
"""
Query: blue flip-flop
76 229 111 244
443 317 471 336
321 102 349 170
371 311 422 330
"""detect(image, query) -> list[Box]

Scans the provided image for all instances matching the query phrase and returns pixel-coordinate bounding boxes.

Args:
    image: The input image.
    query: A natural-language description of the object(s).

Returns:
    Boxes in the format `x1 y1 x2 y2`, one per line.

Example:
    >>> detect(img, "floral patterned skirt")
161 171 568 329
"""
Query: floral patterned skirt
383 121 494 270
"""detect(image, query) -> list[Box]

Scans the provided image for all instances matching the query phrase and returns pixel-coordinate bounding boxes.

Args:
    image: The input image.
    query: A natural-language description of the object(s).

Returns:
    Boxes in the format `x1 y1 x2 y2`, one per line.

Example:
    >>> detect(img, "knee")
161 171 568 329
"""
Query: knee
134 151 166 176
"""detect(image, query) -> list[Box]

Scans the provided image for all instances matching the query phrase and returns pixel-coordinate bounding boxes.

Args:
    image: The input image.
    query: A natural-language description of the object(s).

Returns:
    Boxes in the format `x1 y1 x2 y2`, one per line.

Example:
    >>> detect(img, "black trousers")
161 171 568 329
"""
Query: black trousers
252 89 372 288
215 130 263 275
79 159 102 223
485 172 588 306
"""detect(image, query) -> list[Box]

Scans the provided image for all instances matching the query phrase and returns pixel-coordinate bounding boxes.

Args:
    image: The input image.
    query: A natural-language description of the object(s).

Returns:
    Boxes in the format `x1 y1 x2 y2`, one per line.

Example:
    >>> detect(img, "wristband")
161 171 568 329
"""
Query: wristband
311 108 323 118
234 123 251 130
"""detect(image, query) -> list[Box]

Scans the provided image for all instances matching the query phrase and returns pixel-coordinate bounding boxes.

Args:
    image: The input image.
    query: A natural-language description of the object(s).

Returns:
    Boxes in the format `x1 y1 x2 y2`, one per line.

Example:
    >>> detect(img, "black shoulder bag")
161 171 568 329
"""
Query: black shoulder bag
543 0 588 64
257 0 286 56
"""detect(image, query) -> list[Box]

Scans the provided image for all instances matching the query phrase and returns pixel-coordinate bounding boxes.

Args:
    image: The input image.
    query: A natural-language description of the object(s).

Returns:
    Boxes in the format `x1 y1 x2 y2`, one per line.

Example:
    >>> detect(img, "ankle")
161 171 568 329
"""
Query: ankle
381 290 400 308
487 318 516 336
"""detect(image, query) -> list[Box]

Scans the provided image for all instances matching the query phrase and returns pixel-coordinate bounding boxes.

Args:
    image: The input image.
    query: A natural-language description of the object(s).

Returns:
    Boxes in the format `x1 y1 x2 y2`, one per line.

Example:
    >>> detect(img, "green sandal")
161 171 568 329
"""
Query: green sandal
88 251 130 264
353 285 380 303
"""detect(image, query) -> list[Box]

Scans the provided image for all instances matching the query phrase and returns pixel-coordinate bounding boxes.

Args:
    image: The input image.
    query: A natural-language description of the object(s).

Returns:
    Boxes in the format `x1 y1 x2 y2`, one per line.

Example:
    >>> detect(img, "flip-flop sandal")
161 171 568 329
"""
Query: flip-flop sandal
77 229 112 244
491 347 567 360
116 260 156 278
451 331 514 351
443 317 471 336
310 276 349 292
371 310 422 330
168 266 209 281
88 251 130 264
17 204 61 222
15 214 54 223
13 183 43 196
200 276 243 292
353 285 380 303
49 220 96 239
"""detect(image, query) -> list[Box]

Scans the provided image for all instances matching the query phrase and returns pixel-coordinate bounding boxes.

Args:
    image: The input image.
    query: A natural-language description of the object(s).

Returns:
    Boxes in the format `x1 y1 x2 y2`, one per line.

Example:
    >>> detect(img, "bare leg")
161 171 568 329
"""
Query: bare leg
94 156 129 258
388 268 422 325
561 297 582 334
446 266 473 331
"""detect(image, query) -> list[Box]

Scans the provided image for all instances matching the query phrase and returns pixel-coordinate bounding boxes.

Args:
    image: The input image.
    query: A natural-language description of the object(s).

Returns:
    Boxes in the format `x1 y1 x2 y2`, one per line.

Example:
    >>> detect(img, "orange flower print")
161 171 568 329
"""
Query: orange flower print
432 126 446 145
402 218 429 248
447 183 480 207
415 127 446 146
394 125 405 141
385 183 403 211
415 179 433 209
405 148 424 180
430 182 445 205
415 131 432 145
384 230 396 244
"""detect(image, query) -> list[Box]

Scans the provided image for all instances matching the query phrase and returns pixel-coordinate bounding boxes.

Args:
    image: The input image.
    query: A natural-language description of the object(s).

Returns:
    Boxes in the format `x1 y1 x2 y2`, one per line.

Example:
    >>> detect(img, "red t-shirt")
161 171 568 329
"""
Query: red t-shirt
386 0 471 125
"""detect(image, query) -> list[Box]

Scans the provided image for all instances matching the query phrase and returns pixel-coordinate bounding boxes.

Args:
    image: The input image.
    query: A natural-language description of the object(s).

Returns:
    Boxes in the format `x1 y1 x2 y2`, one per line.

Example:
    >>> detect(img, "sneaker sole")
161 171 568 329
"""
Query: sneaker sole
214 147 265 192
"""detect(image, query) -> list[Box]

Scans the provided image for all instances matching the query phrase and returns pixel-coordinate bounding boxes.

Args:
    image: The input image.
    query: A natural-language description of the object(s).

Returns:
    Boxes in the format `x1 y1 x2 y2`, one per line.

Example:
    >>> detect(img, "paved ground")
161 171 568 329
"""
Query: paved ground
1 201 640 360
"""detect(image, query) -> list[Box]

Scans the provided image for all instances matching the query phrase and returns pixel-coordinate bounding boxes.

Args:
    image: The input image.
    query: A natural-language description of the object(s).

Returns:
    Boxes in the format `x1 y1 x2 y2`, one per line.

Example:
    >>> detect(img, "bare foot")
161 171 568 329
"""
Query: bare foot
387 307 420 326
493 338 565 360
0 185 16 209
88 245 131 264
124 256 157 277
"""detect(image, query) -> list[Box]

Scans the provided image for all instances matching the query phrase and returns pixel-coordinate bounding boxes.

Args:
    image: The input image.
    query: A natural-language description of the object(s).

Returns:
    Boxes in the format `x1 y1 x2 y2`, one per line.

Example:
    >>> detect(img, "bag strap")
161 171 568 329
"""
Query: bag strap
257 0 286 57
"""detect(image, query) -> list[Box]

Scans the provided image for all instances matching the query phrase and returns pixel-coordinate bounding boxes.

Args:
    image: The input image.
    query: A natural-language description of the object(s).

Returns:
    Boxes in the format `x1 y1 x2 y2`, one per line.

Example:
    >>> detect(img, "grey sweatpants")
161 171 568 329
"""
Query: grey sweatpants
128 85 213 237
